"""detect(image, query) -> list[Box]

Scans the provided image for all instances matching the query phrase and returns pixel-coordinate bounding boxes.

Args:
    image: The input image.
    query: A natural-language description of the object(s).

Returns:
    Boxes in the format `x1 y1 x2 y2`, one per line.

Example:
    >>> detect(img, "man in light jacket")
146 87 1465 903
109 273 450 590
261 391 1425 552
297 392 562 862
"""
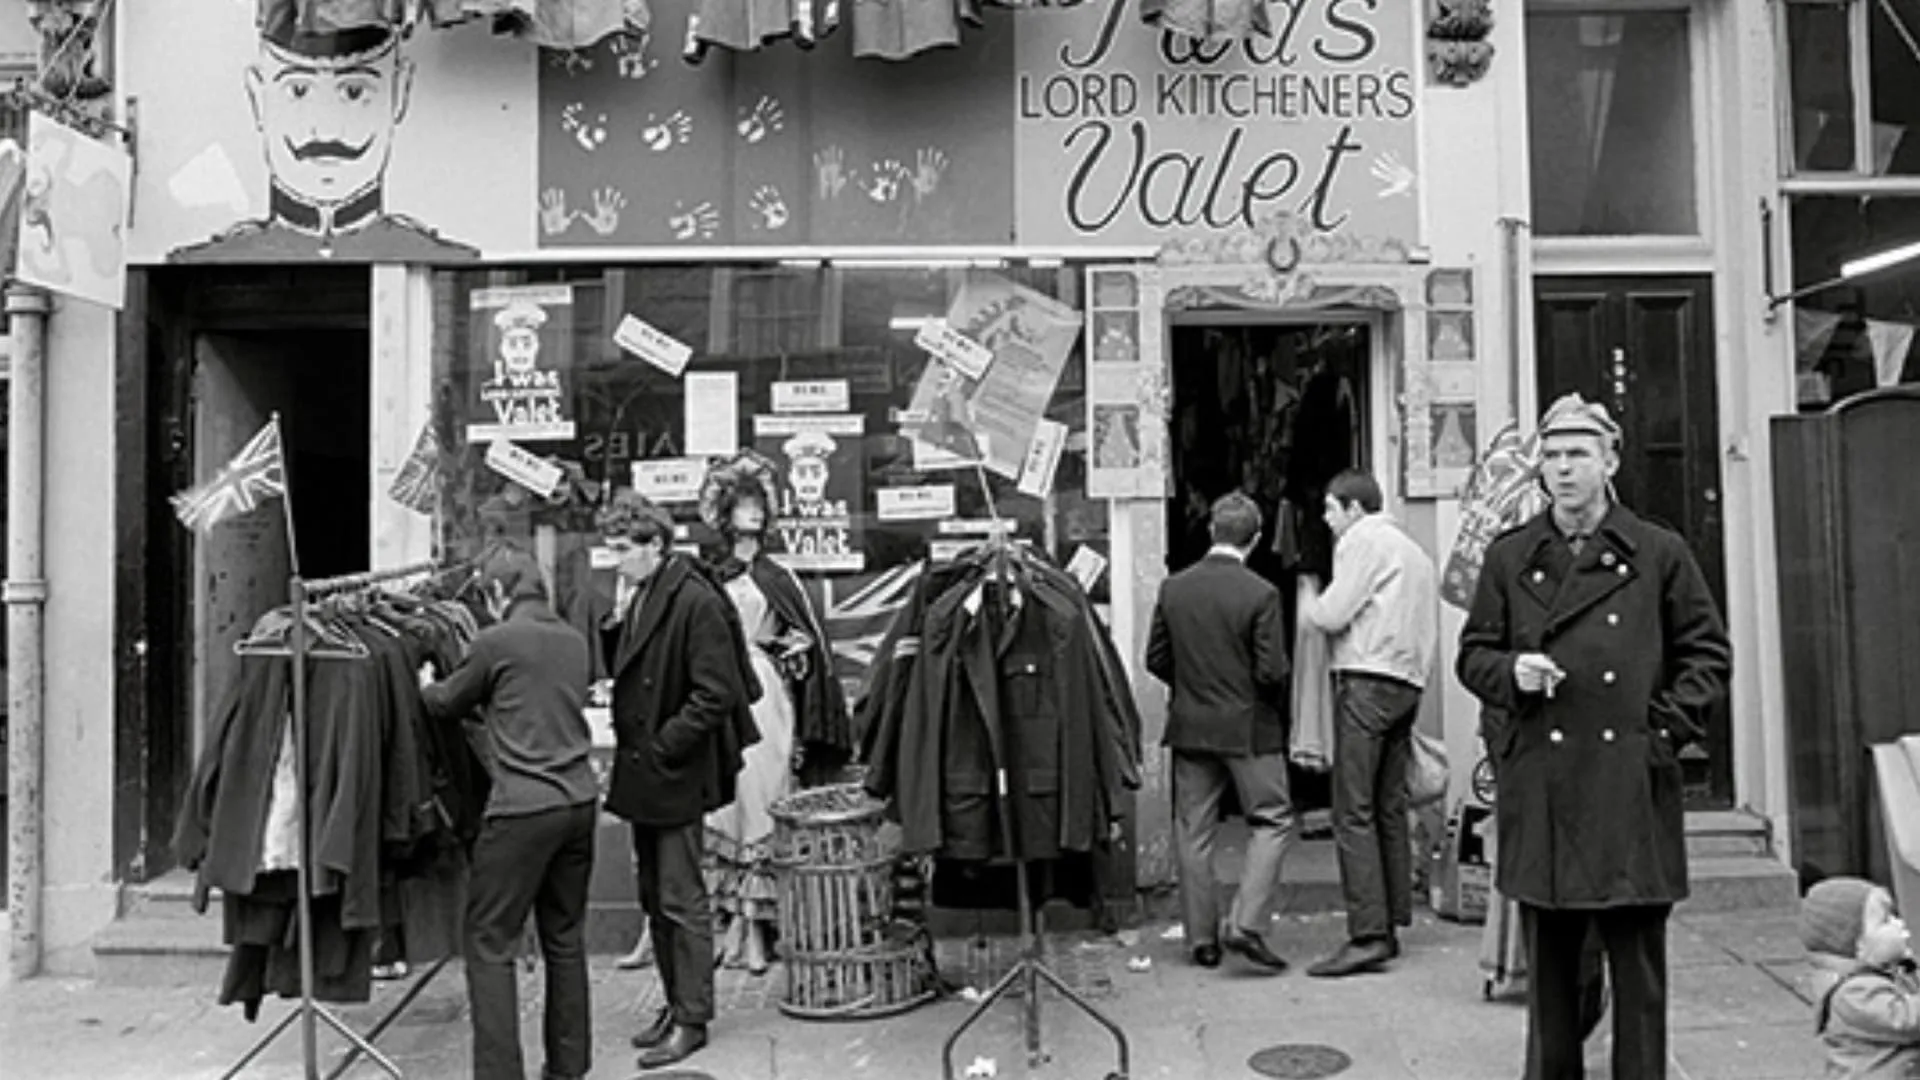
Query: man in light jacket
1301 468 1438 978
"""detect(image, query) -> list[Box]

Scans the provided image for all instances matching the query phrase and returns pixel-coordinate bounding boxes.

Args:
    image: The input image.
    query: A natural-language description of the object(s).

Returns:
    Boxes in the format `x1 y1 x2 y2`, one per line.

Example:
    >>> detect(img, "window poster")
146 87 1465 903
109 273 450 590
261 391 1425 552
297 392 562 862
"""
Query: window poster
898 271 1081 480
1404 267 1478 497
466 284 577 443
1086 266 1168 498
753 413 866 573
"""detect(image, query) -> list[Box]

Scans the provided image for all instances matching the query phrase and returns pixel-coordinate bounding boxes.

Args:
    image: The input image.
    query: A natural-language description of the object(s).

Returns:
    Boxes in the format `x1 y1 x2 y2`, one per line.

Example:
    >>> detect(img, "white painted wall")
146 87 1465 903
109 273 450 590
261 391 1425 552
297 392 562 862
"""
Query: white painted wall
38 299 119 974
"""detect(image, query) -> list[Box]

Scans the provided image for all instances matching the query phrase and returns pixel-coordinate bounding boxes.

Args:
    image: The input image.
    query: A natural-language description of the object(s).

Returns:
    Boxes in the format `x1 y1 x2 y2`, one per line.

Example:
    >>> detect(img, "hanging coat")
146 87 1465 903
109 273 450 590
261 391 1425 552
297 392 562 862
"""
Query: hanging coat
1456 506 1730 908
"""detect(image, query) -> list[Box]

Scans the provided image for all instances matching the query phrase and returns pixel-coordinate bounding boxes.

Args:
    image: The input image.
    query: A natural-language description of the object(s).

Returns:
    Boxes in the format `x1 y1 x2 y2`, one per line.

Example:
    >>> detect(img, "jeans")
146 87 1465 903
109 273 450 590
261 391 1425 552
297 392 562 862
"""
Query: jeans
1331 672 1420 942
465 802 597 1080
632 820 715 1026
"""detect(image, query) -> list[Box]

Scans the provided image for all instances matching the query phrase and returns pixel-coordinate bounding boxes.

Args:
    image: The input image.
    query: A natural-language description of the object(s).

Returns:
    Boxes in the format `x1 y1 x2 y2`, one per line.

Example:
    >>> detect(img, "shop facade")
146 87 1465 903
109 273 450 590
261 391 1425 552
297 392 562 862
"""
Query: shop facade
14 0 1843 973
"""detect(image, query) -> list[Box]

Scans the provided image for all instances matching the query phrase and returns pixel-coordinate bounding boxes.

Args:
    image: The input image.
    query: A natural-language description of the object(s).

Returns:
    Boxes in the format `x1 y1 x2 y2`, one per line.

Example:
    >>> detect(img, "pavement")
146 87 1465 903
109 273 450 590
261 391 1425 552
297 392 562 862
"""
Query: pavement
0 906 1825 1080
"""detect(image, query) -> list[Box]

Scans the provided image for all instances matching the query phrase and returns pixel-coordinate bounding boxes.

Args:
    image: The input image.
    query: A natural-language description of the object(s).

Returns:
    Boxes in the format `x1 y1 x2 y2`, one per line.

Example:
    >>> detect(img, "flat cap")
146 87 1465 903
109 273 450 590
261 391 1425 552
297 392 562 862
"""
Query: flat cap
1539 392 1622 445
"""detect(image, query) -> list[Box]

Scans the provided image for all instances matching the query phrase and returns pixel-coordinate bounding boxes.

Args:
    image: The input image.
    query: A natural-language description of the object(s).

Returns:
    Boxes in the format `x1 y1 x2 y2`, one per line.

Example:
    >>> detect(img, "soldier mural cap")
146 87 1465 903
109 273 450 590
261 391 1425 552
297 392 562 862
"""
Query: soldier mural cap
1539 392 1622 447
258 4 398 59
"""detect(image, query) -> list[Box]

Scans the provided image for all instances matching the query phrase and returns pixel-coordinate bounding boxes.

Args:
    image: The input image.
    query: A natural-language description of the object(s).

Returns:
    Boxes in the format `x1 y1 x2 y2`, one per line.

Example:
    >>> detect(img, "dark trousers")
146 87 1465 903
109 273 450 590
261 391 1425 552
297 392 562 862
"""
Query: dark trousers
1331 673 1420 941
1522 903 1671 1080
633 820 715 1027
465 802 596 1080
1172 749 1295 945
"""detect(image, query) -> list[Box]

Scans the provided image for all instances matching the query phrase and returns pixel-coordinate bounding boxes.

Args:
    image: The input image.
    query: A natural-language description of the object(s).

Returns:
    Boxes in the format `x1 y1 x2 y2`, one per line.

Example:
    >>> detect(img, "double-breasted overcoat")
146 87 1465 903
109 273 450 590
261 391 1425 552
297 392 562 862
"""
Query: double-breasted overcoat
1457 505 1731 908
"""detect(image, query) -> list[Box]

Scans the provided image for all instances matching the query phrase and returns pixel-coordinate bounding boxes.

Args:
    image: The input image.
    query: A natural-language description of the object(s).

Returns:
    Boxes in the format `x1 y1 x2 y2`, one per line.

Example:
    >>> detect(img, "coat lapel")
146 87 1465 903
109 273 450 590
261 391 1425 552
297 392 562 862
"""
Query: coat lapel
1543 509 1641 637
613 558 684 678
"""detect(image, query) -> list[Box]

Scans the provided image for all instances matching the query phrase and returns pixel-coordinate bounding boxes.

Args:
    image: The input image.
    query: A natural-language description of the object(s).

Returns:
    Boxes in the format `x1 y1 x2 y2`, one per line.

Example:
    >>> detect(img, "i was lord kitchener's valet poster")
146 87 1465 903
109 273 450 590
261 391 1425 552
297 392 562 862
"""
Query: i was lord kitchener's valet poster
122 1 1422 261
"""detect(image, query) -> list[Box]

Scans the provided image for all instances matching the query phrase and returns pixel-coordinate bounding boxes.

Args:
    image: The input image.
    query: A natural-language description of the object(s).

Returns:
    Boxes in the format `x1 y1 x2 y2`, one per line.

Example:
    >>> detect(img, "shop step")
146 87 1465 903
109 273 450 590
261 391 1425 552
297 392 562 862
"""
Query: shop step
92 871 229 988
1685 809 1775 859
1676 855 1801 915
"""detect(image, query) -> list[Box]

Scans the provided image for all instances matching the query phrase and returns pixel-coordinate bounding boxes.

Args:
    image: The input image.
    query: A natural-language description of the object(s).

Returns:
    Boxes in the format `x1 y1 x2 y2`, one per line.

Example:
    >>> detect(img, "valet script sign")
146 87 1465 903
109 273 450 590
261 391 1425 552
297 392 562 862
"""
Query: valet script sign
1013 0 1422 248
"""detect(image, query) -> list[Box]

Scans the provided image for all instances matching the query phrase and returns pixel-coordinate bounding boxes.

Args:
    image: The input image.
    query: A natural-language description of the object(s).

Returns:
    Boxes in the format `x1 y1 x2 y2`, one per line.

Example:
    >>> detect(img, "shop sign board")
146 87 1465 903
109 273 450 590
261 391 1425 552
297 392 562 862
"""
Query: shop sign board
122 0 1424 261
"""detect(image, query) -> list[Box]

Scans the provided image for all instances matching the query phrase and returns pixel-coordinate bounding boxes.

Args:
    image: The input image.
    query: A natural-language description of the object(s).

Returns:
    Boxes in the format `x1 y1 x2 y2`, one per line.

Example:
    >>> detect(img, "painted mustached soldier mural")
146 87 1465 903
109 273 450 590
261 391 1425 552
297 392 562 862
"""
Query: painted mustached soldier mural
170 6 476 263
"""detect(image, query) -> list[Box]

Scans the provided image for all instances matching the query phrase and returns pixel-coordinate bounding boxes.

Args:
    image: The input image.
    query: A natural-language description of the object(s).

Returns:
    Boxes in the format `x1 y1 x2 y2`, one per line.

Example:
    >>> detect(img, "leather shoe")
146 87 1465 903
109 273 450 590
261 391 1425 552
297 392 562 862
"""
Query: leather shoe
629 1007 673 1050
1221 926 1289 972
1307 937 1395 978
1191 943 1222 969
636 1023 708 1070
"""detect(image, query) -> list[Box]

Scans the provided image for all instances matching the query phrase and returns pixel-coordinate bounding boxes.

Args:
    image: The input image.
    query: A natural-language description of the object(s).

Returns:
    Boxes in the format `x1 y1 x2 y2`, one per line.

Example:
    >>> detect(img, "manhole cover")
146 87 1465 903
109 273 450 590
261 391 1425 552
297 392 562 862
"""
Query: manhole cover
1248 1044 1352 1079
634 1072 715 1080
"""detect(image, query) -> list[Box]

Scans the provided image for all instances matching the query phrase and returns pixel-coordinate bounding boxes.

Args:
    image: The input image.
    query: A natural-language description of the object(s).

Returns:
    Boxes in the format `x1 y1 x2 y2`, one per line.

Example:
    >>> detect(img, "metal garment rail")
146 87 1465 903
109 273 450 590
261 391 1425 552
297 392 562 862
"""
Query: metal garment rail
219 558 459 1080
935 507 1131 1080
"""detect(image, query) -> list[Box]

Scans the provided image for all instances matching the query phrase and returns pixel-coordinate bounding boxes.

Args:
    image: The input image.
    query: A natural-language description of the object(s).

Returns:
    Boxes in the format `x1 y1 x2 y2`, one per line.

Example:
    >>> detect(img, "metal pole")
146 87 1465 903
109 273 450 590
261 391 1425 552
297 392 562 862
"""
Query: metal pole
7 285 49 981
288 575 318 1078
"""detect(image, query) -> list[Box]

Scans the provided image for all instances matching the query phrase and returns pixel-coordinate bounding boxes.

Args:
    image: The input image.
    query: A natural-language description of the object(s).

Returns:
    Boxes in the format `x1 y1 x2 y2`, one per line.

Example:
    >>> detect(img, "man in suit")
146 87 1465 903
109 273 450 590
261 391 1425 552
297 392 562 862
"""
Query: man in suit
1147 492 1294 972
420 548 598 1080
596 492 758 1070
1458 393 1730 1079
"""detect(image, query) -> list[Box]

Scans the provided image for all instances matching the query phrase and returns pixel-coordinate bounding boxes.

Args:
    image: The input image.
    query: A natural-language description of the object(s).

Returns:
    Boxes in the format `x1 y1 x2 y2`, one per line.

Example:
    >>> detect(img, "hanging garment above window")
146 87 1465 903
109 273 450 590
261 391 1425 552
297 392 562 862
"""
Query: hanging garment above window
427 0 652 49
1139 0 1270 44
684 0 840 62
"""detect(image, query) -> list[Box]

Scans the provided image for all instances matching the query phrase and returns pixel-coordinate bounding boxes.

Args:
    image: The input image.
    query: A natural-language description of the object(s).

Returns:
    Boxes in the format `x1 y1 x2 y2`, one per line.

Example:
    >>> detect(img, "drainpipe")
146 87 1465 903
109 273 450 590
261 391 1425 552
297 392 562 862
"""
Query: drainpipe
7 284 49 980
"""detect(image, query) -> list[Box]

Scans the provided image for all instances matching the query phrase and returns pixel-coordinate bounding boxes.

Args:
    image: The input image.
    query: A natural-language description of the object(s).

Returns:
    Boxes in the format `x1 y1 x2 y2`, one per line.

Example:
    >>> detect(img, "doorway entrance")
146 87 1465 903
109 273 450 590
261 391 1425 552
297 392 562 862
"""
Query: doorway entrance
1166 319 1374 813
1533 273 1729 807
188 330 371 755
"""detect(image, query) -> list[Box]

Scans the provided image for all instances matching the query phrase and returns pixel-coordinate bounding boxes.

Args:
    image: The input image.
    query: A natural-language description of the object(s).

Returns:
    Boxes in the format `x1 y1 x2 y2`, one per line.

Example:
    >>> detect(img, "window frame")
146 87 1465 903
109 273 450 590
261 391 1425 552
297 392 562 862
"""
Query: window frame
1776 0 1920 191
1525 0 1716 265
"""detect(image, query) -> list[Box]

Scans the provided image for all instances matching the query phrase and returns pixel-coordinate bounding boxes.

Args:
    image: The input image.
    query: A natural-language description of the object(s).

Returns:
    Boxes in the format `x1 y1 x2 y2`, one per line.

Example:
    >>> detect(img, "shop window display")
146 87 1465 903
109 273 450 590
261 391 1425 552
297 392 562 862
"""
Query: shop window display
427 263 1108 717
1789 196 1920 409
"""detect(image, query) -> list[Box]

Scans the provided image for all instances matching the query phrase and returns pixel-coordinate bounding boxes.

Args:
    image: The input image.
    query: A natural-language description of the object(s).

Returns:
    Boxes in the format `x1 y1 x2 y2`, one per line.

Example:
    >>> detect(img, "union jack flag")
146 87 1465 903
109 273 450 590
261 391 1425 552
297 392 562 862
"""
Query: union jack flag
802 563 924 700
170 418 286 532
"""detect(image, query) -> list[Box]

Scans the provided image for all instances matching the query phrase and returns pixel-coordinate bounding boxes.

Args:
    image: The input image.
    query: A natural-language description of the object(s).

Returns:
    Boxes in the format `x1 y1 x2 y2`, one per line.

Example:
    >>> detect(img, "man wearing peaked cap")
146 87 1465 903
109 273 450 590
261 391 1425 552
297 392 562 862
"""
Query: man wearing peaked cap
170 3 477 264
1456 390 1731 1078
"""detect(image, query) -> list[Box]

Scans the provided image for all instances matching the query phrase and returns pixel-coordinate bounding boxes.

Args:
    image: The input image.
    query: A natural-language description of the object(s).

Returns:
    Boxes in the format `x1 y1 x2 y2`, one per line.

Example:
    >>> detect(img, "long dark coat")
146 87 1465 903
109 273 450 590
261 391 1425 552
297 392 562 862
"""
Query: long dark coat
601 555 760 828
1457 505 1731 908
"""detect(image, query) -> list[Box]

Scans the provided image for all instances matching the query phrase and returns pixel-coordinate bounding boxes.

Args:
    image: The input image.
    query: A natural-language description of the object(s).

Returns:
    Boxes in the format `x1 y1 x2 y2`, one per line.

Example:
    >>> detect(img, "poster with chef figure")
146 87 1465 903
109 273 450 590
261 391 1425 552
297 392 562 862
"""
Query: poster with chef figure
467 284 577 443
754 413 866 573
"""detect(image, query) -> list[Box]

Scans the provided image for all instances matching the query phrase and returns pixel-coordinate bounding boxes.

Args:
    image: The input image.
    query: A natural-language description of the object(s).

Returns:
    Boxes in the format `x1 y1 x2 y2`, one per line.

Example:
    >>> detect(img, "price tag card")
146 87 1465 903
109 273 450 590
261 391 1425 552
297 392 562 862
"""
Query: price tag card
483 439 564 500
914 319 994 381
772 380 850 414
631 458 706 503
614 314 694 377
1017 419 1068 498
1065 545 1109 592
876 484 957 522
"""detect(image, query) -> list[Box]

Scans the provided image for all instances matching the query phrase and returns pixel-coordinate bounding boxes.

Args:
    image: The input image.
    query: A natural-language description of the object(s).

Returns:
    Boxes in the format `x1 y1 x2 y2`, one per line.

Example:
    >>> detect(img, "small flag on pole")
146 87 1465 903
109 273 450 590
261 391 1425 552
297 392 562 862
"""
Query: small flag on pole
170 417 286 532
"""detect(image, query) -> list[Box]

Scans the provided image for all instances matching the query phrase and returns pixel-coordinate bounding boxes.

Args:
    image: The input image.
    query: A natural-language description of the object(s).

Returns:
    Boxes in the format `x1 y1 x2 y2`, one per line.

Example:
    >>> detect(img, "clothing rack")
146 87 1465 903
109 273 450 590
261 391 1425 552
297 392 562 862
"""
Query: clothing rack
218 558 460 1080
938 473 1131 1080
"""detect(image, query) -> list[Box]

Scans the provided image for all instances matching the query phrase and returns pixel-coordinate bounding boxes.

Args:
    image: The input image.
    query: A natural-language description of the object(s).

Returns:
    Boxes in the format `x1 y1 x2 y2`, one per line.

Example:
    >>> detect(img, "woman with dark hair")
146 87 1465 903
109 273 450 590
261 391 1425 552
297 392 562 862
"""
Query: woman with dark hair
695 452 846 974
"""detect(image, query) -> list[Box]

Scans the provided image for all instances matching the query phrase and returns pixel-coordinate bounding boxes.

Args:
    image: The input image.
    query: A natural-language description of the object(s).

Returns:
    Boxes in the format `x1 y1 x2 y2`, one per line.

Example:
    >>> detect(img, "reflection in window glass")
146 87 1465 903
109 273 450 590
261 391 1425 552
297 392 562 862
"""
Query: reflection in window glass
1526 11 1697 236
429 264 1106 707
1788 1 1859 172
1788 196 1920 409
1871 0 1920 175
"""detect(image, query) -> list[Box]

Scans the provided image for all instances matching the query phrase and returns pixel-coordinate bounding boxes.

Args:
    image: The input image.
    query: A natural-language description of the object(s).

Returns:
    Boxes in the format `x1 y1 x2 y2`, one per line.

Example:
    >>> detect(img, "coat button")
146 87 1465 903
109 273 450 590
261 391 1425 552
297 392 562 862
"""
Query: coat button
1532 570 1546 583
1602 671 1617 684
1549 729 1565 744
1601 729 1616 742
1607 613 1620 626
1616 564 1629 577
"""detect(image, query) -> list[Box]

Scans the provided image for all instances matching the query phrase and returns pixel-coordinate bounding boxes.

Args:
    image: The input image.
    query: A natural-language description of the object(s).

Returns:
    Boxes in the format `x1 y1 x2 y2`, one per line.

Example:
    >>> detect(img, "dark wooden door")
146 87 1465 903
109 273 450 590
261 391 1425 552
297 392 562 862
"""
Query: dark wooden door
1534 274 1730 807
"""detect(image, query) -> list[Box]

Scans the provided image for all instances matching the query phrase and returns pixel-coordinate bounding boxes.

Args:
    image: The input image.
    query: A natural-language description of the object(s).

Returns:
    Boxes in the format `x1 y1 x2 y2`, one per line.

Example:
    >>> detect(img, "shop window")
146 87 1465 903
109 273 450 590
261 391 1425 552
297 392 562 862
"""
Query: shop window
1783 0 1920 176
1788 196 1920 408
1526 7 1699 236
429 263 1104 706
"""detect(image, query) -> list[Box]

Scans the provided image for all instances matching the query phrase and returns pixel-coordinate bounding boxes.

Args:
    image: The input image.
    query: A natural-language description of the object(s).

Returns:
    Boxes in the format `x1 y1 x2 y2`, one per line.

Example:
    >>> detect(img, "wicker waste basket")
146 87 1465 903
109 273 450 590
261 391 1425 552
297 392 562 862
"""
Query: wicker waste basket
769 784 936 1020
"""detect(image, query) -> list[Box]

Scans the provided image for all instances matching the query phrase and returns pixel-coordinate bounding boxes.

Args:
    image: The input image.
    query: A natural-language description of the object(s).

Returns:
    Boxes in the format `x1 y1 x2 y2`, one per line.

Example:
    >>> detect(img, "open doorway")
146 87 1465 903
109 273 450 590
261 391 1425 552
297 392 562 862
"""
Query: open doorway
1167 319 1373 812
189 329 370 773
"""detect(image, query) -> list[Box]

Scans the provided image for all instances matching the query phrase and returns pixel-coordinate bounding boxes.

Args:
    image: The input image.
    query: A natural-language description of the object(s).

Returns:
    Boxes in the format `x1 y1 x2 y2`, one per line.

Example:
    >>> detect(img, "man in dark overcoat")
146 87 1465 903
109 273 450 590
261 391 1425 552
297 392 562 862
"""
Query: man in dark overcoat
1457 393 1731 1079
596 493 758 1070
1147 492 1294 973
